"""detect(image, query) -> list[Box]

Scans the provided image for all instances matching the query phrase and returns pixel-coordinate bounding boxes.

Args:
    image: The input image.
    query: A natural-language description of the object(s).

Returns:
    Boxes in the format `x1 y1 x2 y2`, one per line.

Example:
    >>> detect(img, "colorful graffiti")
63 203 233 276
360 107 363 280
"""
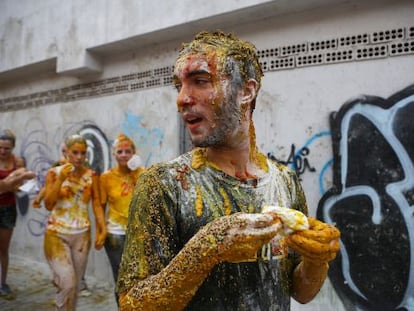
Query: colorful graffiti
317 84 414 311
121 111 165 166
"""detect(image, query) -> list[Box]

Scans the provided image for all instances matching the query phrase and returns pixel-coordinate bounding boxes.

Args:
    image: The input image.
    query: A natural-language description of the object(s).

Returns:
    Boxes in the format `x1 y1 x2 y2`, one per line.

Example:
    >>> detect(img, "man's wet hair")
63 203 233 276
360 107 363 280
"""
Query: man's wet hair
178 30 263 111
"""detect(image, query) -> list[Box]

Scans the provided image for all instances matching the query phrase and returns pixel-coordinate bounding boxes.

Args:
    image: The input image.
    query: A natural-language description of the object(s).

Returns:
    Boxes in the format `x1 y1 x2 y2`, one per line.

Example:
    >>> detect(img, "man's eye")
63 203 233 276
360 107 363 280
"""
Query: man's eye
195 76 212 86
174 84 182 92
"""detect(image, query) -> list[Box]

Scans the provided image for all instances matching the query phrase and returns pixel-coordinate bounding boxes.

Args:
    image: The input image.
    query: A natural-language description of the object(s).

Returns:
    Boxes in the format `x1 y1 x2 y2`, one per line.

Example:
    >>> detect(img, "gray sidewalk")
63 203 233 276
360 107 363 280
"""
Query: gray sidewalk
0 256 118 311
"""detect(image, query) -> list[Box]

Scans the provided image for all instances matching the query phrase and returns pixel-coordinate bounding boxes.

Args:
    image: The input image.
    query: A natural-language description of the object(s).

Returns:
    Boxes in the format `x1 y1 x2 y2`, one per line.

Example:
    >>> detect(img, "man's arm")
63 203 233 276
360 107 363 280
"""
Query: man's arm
119 212 282 310
117 171 282 310
288 217 340 303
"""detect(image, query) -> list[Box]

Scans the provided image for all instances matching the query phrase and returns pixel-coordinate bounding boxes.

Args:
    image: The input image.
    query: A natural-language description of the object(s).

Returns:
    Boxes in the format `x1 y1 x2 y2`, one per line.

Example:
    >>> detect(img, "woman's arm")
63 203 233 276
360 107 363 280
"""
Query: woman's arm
92 173 106 250
0 168 35 193
43 163 72 211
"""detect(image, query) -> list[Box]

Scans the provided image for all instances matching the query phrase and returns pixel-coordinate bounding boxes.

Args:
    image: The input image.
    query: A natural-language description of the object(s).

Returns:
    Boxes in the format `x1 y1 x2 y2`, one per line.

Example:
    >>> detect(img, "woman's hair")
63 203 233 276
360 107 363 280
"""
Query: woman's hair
0 129 16 147
65 134 87 148
113 134 136 153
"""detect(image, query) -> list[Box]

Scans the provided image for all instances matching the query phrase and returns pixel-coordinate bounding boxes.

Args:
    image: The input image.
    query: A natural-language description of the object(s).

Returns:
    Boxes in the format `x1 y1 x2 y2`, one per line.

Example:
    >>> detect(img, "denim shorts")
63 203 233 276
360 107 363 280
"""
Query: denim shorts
0 204 17 229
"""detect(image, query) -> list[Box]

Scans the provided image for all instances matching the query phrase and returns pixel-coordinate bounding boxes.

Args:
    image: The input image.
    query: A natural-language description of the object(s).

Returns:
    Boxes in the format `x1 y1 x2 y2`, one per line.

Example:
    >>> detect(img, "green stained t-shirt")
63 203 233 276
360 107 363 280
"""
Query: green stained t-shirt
117 148 308 311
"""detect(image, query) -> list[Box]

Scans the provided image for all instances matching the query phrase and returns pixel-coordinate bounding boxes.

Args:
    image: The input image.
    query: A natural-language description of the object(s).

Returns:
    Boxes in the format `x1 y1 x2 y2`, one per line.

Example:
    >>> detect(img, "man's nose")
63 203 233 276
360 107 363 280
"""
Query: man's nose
177 85 195 109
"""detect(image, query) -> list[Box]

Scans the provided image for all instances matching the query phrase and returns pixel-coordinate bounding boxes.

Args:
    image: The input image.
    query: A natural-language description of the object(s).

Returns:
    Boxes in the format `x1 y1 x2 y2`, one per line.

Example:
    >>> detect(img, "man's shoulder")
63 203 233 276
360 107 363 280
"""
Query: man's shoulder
267 157 297 178
139 152 191 179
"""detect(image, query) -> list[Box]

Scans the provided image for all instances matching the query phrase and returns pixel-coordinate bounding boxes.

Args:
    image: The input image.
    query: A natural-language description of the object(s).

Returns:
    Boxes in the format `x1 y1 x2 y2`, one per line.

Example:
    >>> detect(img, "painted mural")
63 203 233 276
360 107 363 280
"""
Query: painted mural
317 84 414 311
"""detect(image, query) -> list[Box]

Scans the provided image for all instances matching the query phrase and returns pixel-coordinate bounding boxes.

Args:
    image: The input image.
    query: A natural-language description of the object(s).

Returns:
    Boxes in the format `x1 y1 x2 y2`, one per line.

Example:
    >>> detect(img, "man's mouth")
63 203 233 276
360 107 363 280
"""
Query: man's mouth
186 116 202 125
183 113 203 126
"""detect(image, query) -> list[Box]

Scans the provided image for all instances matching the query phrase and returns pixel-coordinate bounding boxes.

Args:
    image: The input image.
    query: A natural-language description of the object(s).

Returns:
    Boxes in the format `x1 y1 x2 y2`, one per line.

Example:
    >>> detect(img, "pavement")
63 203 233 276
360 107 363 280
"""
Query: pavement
0 256 118 311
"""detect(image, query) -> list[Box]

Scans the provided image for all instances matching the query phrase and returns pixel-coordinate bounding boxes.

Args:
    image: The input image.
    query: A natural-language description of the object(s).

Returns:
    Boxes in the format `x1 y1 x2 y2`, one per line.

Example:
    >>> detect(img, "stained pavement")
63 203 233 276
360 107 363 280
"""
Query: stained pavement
0 256 118 311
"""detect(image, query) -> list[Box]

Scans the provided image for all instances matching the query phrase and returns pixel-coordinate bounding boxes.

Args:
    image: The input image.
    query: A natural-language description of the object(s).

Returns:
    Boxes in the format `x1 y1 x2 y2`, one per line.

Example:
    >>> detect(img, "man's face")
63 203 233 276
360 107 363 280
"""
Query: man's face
173 50 243 148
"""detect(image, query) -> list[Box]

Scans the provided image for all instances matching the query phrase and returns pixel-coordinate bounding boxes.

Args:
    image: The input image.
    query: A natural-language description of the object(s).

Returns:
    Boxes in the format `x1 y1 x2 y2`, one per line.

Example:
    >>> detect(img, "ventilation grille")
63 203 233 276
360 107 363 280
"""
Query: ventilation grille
1 25 413 112
258 26 413 73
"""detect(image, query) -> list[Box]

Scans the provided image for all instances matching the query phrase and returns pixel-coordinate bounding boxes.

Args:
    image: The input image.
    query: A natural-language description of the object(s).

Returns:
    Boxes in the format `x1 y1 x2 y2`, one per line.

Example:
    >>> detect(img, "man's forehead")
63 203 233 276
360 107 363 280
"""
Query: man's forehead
174 51 222 76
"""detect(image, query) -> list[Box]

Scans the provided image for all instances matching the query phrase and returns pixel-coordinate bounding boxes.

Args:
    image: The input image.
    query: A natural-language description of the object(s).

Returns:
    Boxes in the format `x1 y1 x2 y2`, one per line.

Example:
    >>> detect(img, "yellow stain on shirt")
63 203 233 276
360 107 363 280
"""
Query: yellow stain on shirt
219 188 232 215
195 185 203 217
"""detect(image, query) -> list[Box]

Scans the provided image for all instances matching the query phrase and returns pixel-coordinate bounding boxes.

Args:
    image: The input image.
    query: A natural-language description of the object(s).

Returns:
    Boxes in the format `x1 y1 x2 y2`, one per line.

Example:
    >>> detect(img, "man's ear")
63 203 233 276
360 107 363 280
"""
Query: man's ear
241 79 259 104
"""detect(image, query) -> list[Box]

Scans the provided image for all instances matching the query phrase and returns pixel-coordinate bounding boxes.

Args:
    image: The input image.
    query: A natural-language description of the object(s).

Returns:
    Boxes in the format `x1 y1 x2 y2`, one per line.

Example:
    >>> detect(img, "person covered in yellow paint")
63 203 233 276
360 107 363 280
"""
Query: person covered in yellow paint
32 142 68 208
99 134 144 305
117 31 340 310
43 134 106 310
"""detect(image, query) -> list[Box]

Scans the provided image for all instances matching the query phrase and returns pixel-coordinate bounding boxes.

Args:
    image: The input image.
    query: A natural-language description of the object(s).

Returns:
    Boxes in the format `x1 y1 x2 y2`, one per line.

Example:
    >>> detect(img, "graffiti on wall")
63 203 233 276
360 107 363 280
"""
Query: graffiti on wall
267 131 333 195
317 84 414 311
20 119 111 185
121 111 165 166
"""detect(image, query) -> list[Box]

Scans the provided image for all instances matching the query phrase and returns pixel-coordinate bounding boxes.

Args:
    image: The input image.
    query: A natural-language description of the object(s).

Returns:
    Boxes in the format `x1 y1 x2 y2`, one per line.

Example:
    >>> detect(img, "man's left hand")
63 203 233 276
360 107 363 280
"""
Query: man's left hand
286 217 340 265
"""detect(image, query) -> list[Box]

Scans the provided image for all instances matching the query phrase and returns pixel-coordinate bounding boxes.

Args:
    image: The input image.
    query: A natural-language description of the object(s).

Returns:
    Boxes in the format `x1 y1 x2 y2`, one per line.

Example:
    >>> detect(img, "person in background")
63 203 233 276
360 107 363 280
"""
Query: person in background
117 31 340 310
32 142 68 209
43 134 106 310
0 168 35 194
32 141 91 296
0 129 27 297
99 134 145 305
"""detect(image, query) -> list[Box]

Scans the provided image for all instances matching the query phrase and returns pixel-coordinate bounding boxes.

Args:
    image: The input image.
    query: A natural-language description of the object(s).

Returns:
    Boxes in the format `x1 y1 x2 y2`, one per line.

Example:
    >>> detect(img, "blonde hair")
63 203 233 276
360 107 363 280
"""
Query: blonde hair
65 134 87 148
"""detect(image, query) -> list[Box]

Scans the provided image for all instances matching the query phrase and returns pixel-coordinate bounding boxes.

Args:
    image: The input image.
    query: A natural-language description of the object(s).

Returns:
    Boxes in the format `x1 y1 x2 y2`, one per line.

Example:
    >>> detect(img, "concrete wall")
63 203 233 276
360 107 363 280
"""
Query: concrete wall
1 0 414 310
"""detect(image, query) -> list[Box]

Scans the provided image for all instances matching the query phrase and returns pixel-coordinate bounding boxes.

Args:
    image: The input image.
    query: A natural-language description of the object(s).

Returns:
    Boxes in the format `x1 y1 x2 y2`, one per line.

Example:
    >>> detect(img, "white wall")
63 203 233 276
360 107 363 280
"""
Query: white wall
1 0 414 310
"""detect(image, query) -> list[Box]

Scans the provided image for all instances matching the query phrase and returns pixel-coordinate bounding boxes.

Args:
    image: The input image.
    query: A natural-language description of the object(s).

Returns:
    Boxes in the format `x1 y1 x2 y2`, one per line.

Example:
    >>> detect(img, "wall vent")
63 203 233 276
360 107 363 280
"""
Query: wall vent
1 25 413 112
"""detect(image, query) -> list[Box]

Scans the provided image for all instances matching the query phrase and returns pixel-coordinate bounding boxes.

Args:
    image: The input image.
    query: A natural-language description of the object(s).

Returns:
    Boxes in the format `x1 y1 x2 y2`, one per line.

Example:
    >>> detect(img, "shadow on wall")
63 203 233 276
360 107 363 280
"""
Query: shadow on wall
317 84 414 311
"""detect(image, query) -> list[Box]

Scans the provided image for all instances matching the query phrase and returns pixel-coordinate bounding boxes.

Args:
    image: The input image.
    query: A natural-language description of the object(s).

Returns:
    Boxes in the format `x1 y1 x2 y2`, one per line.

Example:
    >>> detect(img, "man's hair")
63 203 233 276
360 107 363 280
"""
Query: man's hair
178 30 263 111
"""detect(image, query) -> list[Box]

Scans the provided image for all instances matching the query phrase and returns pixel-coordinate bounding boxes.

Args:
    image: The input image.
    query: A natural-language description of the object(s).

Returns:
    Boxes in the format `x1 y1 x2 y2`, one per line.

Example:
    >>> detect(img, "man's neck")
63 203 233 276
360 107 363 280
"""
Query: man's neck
206 144 264 180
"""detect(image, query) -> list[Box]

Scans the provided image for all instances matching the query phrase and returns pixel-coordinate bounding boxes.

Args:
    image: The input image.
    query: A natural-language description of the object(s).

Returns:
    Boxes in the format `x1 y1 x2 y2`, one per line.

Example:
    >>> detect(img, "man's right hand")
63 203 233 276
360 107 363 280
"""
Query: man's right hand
201 212 283 263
